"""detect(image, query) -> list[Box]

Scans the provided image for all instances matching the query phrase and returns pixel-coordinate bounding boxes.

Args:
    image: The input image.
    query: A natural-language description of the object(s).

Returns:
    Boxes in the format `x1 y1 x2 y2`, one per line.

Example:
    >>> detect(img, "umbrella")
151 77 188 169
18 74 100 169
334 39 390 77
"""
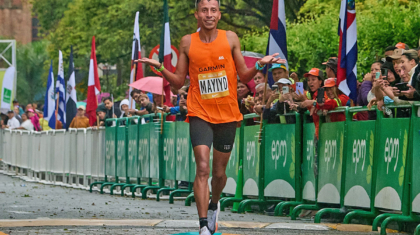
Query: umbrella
129 76 167 95
241 51 264 94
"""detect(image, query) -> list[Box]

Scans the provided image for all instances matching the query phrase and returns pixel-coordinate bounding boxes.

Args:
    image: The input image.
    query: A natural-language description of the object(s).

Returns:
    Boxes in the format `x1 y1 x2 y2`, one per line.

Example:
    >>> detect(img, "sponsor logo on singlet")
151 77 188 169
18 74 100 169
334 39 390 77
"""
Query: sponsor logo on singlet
198 70 229 99
198 64 225 73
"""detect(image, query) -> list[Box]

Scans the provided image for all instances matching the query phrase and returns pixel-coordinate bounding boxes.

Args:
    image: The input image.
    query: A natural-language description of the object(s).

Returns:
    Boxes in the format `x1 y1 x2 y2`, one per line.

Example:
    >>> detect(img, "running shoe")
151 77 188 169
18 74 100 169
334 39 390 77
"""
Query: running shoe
207 200 220 234
199 226 212 235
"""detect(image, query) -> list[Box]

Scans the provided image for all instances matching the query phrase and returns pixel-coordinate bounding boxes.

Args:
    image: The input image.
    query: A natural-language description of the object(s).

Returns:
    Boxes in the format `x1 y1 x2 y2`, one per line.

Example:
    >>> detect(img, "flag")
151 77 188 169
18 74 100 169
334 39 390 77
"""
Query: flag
86 36 101 126
43 61 56 129
266 0 288 86
337 0 358 101
56 50 66 127
129 11 144 109
159 0 173 106
66 46 77 129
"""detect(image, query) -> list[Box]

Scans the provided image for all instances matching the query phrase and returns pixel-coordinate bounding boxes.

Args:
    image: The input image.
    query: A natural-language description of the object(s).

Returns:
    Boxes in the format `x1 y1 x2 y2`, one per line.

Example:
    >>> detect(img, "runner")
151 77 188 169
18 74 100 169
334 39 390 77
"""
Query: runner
138 1 285 234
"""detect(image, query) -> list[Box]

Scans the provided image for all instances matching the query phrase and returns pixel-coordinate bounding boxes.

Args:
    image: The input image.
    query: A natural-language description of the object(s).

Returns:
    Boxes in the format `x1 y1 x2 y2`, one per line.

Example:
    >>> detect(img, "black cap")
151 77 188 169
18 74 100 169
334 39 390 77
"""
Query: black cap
7 110 14 113
13 99 18 103
96 104 107 113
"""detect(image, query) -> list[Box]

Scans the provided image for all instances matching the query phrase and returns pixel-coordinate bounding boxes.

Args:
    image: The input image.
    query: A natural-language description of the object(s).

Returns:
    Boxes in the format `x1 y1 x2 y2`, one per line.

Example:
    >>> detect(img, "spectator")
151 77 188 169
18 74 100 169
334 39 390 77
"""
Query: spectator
119 99 131 118
359 61 383 120
103 97 121 118
69 106 90 128
255 83 271 105
384 46 397 57
395 42 410 50
13 99 24 115
3 110 20 129
94 104 107 127
323 57 338 78
382 61 401 87
26 104 33 112
38 111 52 131
16 113 34 131
399 50 420 100
153 94 176 121
263 79 294 124
269 63 288 83
253 71 264 86
13 106 22 123
27 109 41 131
316 78 349 122
237 80 254 125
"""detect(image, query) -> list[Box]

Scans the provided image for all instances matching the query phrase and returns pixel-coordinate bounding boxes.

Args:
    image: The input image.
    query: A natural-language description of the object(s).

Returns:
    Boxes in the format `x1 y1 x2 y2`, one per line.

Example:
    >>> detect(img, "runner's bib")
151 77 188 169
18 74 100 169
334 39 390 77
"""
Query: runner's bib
198 70 230 99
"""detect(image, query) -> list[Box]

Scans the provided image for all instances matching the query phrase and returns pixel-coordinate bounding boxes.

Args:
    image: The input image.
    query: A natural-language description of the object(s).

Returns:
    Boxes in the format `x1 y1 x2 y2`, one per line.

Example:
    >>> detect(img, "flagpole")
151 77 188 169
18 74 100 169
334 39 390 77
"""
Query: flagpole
258 72 269 142
160 86 164 134
55 92 59 129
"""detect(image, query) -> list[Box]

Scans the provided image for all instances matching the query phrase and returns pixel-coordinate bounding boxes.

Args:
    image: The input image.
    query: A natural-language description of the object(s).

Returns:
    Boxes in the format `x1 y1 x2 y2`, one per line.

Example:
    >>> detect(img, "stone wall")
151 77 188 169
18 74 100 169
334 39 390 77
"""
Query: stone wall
0 0 33 44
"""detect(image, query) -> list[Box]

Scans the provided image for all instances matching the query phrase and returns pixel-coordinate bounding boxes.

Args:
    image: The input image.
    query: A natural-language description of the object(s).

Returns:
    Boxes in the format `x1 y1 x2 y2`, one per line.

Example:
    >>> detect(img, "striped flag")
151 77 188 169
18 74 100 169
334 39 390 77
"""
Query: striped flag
66 46 77 129
266 0 288 86
159 0 173 106
129 12 144 109
337 0 358 101
43 61 56 129
86 36 101 126
56 50 66 128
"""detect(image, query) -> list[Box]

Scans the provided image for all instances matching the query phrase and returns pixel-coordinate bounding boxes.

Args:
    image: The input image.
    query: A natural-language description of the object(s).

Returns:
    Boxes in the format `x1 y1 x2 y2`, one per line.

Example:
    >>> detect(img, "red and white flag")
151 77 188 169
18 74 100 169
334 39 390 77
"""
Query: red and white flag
129 12 144 109
159 0 173 106
86 36 101 126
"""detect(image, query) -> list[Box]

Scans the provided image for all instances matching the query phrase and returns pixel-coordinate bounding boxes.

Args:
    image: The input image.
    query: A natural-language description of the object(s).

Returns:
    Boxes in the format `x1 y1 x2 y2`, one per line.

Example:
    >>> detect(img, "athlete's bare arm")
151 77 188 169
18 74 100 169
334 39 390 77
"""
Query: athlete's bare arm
226 31 287 84
138 35 191 90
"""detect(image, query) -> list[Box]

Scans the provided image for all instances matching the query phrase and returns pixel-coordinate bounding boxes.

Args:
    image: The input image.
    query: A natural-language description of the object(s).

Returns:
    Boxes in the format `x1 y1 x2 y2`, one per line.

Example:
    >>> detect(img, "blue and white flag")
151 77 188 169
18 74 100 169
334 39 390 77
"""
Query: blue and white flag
43 61 56 129
66 46 77 129
266 0 288 86
337 0 358 101
56 50 66 127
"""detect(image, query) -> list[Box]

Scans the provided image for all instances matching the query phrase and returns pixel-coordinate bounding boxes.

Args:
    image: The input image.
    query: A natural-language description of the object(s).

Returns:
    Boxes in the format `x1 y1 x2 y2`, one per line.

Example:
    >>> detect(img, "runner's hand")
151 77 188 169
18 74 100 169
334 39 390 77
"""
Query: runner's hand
136 58 161 68
259 53 287 65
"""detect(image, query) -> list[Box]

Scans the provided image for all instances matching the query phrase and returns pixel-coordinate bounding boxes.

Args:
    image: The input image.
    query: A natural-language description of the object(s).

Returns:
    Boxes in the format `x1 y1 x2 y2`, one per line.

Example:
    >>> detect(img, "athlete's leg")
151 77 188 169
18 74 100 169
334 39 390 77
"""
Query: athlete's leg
189 117 213 219
210 149 230 203
193 146 211 218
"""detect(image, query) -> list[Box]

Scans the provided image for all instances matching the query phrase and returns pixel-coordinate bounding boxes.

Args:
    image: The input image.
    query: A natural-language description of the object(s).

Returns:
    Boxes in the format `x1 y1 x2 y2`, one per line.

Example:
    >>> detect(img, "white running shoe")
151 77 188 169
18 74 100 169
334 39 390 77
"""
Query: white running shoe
199 226 212 235
207 200 220 234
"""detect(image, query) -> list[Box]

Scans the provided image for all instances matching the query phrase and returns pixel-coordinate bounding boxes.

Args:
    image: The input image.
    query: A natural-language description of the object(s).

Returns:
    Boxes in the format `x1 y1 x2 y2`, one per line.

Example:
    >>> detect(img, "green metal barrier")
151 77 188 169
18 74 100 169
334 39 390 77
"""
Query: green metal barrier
109 118 129 195
89 118 119 193
131 114 157 198
412 104 420 214
141 113 164 199
156 120 176 201
168 121 194 204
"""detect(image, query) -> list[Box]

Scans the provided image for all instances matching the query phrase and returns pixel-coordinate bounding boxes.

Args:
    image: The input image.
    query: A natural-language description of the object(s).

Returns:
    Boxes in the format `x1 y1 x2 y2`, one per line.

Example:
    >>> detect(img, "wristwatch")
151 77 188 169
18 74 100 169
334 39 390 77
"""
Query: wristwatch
313 101 317 107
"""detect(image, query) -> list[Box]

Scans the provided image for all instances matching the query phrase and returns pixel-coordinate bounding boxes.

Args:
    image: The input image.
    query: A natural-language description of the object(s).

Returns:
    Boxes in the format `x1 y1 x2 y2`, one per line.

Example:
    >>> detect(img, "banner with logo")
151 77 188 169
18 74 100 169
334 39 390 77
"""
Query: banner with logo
0 66 15 114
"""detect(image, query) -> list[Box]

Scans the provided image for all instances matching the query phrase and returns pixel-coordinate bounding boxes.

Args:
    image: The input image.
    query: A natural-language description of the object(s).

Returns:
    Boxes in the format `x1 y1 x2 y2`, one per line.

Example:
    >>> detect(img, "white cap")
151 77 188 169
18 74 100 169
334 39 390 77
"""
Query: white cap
274 78 292 85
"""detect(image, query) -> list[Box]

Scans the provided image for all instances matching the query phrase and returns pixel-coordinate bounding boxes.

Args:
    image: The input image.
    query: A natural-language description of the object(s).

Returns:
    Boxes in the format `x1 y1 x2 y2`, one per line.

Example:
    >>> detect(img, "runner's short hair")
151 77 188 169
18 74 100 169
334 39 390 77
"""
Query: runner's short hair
195 0 220 9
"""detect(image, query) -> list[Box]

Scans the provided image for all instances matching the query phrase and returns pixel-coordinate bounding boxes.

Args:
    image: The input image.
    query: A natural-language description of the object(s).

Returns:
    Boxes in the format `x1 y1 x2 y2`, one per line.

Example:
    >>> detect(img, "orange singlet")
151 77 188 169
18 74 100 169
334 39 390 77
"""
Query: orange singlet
187 30 243 124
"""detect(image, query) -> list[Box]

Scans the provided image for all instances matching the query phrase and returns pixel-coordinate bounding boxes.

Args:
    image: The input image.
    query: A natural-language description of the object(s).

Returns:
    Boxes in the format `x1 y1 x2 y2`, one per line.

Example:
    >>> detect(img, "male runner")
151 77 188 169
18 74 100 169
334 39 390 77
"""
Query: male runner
138 0 285 234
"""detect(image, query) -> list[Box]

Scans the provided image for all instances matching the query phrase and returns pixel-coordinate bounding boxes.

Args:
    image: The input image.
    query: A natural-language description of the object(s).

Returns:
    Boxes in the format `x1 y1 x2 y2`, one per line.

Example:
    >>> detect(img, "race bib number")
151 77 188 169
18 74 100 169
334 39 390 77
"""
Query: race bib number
198 71 229 99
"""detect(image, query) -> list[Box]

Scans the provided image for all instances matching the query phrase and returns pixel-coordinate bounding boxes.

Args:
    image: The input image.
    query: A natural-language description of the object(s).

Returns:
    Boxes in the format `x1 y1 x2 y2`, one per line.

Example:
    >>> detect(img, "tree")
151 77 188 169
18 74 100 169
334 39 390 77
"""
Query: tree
16 40 50 105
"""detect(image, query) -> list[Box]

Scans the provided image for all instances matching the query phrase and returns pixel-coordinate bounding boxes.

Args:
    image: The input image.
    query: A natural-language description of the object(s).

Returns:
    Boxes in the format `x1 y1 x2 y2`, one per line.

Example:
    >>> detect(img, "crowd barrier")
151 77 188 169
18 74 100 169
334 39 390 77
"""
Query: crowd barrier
1 104 420 235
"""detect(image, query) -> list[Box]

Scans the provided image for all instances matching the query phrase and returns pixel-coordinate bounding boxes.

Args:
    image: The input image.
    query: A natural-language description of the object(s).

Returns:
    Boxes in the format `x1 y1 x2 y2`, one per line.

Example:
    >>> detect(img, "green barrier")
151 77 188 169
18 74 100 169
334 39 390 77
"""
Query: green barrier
224 128 240 195
168 121 193 204
156 120 176 201
412 105 420 214
371 104 420 235
301 112 316 202
237 113 300 213
141 113 164 199
132 114 157 198
89 118 119 193
109 118 128 195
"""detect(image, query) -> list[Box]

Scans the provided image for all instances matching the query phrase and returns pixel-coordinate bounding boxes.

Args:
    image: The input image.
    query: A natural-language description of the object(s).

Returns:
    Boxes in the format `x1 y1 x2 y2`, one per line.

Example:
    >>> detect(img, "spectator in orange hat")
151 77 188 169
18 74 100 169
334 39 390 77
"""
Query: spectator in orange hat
316 78 349 122
395 42 410 50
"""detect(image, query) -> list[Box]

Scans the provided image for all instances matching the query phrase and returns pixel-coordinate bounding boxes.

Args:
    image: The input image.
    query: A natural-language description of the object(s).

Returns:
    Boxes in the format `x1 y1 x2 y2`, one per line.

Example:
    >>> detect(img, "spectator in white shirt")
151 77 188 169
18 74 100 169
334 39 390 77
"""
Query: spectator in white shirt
3 110 20 129
16 113 34 131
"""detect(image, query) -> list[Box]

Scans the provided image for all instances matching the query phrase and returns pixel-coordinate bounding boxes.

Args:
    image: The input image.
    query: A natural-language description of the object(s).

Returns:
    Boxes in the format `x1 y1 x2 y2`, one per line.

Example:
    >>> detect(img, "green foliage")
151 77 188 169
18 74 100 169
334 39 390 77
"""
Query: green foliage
16 40 50 105
30 0 73 33
241 0 420 79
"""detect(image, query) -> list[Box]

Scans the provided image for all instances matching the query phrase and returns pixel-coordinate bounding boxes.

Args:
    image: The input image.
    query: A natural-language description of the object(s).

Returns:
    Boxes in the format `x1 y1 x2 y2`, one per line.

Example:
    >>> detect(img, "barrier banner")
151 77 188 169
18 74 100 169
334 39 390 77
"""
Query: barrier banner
149 121 160 179
175 121 190 182
163 122 176 180
317 121 345 204
127 122 139 179
116 125 127 178
302 120 316 201
105 126 117 176
264 123 296 198
224 128 240 195
344 120 375 208
412 108 420 213
242 125 260 196
138 122 150 178
374 118 409 211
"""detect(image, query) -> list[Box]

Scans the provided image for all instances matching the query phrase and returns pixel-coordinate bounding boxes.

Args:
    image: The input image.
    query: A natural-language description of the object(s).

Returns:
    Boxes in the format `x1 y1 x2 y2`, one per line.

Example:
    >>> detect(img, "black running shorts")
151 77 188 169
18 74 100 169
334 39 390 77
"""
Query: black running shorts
189 116 237 153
